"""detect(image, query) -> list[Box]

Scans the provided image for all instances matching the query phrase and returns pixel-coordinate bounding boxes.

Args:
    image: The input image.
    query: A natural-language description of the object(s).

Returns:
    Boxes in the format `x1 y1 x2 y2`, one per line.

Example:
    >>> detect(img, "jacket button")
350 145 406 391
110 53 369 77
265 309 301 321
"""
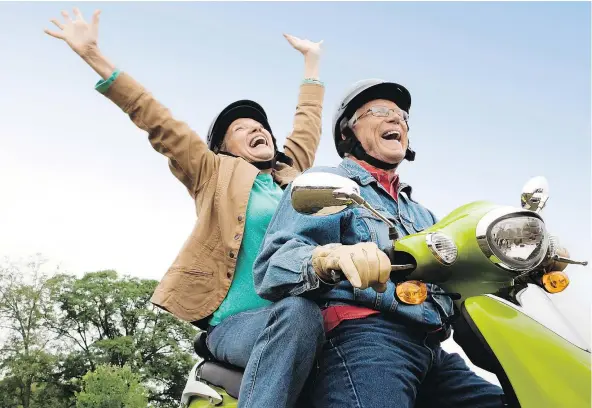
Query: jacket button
238 215 244 222
229 251 235 258
234 234 241 240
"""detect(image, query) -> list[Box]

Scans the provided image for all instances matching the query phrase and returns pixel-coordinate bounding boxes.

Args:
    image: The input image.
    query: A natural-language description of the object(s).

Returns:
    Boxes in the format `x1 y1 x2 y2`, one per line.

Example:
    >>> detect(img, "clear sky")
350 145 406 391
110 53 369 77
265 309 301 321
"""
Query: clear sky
0 1 590 384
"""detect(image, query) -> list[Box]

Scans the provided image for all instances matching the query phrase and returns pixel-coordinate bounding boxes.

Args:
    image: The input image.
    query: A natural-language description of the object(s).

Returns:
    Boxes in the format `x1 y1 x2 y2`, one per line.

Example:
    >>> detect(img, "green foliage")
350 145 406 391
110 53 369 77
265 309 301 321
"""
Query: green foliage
0 256 198 408
0 255 65 408
75 364 147 408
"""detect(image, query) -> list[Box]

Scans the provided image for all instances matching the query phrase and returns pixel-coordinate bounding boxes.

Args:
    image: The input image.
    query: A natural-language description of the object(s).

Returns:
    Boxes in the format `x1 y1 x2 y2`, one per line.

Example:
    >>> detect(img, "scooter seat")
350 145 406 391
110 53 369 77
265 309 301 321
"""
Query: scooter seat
197 361 243 400
193 332 244 399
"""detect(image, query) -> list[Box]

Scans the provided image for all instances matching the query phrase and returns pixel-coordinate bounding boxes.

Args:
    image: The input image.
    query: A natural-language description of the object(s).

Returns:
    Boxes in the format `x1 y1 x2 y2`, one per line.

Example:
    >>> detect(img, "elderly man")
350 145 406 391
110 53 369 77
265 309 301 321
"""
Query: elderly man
254 79 507 407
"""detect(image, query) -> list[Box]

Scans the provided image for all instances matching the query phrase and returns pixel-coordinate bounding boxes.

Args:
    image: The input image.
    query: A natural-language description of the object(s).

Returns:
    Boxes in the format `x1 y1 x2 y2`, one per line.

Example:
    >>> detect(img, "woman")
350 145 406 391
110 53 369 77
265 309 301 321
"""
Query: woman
45 8 326 408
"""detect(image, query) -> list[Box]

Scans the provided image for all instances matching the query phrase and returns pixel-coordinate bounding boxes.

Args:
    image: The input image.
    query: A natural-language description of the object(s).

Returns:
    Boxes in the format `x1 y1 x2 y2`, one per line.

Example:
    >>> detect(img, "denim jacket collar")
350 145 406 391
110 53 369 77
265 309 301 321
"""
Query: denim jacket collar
339 157 414 200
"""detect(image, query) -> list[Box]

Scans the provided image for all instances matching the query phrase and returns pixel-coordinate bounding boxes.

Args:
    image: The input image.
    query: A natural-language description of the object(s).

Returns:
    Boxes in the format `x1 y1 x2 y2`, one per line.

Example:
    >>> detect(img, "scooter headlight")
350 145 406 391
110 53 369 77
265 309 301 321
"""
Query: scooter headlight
477 209 549 272
426 232 458 265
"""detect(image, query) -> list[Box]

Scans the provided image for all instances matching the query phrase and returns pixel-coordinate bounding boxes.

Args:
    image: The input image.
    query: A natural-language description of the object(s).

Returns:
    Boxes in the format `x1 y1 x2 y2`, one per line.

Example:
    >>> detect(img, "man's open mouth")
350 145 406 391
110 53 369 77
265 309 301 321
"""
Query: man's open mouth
381 130 401 141
249 135 268 148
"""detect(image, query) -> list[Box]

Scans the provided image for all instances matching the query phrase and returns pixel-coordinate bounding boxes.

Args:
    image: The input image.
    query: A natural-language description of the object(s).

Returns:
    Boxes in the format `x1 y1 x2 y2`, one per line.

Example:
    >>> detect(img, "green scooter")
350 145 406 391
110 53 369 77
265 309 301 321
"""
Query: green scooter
180 173 590 408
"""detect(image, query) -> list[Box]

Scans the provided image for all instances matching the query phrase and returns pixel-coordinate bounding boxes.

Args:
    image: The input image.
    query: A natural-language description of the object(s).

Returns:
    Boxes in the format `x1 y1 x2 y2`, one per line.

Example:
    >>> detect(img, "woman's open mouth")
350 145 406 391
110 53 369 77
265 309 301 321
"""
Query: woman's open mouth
249 135 268 148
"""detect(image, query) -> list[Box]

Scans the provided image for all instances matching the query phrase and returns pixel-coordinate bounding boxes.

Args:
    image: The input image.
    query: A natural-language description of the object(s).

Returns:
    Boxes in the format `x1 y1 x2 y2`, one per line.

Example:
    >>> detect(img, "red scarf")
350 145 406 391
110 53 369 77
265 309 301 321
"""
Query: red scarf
355 159 400 201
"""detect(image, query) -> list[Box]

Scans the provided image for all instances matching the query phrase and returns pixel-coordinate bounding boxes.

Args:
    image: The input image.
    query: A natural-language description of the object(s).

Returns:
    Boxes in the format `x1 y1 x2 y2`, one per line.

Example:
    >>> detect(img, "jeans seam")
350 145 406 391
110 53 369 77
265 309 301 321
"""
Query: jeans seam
420 334 435 384
389 297 399 313
332 339 363 408
243 308 276 408
374 292 382 309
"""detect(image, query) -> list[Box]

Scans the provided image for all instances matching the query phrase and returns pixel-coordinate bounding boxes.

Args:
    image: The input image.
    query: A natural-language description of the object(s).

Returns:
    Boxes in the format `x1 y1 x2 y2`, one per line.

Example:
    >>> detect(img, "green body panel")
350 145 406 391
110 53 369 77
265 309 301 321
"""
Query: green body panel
394 201 519 305
188 388 238 407
465 295 591 408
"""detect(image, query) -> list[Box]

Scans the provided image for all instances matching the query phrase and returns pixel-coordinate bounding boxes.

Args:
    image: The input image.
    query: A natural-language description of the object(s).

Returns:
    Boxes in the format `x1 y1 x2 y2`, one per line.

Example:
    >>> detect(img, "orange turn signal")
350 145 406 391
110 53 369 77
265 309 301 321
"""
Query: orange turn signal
396 280 428 305
542 271 570 294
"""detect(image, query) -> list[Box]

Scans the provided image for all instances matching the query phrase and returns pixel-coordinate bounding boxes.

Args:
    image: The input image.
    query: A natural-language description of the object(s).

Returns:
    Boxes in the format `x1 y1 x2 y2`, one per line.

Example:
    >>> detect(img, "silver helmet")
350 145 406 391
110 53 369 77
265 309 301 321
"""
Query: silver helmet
332 79 414 164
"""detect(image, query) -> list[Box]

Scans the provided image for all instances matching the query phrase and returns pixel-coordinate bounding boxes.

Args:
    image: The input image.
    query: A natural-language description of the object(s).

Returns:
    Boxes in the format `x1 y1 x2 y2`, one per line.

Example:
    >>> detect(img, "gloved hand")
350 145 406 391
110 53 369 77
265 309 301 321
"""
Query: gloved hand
311 242 391 293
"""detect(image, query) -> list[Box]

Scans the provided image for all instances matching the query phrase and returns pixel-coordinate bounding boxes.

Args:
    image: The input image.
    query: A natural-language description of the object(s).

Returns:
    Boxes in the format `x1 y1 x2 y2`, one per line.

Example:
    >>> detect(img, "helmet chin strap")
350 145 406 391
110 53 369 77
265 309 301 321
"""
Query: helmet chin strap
351 142 399 170
344 127 415 171
251 159 275 170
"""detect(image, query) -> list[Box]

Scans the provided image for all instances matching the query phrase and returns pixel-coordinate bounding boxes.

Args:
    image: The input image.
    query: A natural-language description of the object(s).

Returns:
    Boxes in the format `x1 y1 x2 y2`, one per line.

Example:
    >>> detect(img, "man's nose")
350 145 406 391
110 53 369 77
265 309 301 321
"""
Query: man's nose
386 114 401 125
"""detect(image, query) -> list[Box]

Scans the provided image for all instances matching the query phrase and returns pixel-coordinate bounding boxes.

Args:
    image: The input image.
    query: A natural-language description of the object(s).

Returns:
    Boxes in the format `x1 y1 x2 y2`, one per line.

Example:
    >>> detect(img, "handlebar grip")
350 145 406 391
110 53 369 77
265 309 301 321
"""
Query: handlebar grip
383 245 396 263
327 269 344 284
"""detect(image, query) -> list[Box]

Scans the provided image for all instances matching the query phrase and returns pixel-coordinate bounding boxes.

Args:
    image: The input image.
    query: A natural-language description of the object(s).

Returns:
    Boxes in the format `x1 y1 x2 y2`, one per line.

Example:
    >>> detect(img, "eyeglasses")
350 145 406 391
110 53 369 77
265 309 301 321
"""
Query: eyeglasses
349 106 409 127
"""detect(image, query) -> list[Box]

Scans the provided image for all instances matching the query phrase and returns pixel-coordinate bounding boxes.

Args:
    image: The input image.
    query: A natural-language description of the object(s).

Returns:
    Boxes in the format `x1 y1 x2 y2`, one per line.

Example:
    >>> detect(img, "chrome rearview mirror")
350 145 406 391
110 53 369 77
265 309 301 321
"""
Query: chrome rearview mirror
290 172 361 216
290 172 400 239
521 178 588 267
521 176 549 213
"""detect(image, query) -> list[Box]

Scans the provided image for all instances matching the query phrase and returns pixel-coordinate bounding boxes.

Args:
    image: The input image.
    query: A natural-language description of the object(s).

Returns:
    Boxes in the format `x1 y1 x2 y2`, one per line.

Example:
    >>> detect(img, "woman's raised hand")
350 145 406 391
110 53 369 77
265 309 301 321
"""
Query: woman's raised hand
45 8 101 57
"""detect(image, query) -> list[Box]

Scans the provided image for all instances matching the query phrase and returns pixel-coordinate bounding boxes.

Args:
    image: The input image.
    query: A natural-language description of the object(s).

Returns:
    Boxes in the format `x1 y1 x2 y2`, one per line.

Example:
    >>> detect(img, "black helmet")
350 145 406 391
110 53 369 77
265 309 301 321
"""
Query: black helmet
206 100 292 170
332 79 415 169
207 99 276 153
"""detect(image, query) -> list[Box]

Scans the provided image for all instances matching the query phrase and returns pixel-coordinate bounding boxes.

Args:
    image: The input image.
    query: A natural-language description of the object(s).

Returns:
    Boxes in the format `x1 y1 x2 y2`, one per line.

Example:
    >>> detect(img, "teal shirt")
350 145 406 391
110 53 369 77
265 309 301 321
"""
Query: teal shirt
209 173 284 326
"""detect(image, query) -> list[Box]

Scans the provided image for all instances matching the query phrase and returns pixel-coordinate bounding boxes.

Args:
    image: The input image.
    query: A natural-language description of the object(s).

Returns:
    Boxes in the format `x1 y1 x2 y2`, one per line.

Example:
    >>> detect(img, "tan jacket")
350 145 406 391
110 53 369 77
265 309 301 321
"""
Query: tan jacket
102 72 324 327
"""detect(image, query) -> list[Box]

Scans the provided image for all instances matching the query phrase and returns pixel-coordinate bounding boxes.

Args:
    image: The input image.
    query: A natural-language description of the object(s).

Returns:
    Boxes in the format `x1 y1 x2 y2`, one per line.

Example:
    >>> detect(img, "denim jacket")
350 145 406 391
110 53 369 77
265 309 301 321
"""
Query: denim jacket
253 158 455 331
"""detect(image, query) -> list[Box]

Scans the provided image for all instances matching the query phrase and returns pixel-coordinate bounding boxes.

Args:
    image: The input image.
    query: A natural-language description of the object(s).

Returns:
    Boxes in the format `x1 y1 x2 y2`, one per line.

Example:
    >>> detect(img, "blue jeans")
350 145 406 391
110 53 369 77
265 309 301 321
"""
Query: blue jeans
206 297 325 408
310 314 505 408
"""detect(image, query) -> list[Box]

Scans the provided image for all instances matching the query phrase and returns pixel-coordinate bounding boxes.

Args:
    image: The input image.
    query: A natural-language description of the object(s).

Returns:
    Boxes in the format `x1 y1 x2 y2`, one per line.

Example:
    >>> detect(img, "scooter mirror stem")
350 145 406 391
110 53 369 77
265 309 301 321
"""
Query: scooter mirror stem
353 197 396 230
346 194 398 239
551 254 588 266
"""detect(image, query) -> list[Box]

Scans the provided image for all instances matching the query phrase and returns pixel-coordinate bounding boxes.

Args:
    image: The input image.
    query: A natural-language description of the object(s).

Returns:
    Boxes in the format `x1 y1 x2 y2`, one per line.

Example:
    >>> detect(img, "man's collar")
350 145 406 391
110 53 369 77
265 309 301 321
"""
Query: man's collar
355 159 399 184
339 157 381 186
339 157 414 198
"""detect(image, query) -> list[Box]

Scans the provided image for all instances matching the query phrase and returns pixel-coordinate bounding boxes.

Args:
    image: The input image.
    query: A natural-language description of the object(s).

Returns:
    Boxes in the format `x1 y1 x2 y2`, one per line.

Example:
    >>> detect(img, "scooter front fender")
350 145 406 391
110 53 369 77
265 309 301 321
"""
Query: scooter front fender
460 294 591 408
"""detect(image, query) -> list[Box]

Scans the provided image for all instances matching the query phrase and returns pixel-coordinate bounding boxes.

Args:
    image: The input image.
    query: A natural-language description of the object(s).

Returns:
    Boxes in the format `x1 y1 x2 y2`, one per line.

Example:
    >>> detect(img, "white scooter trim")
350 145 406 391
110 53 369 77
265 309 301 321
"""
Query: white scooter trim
485 286 590 352
179 361 223 407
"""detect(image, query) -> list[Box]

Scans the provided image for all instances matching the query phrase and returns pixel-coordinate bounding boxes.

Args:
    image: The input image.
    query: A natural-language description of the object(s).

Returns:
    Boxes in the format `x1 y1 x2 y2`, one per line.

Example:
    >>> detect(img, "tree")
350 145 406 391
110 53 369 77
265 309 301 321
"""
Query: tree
0 259 198 408
50 270 197 406
0 255 64 408
75 364 148 408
